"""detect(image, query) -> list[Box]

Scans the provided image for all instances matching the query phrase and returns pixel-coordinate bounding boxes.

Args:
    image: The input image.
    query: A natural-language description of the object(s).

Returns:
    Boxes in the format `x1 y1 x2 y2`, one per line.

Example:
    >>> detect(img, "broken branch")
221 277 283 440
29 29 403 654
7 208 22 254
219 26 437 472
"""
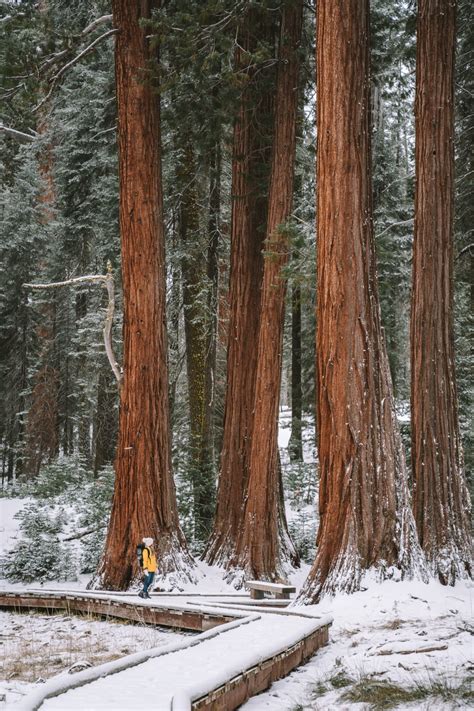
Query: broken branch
24 263 122 386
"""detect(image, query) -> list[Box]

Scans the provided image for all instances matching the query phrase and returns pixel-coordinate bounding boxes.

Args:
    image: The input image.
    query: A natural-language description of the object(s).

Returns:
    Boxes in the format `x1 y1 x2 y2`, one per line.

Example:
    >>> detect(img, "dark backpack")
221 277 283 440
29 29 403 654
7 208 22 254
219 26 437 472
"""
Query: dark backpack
136 543 145 568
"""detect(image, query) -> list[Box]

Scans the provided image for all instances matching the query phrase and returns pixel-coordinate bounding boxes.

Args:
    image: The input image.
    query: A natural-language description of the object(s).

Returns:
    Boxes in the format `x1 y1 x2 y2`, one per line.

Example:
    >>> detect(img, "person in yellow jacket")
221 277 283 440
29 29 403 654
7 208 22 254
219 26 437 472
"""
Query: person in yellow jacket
138 537 157 599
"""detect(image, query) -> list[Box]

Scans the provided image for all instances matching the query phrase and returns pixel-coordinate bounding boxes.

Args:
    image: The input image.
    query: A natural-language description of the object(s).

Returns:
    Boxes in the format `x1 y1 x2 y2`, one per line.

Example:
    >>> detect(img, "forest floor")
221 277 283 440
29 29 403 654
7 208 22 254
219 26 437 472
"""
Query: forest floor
0 409 472 709
0 565 472 709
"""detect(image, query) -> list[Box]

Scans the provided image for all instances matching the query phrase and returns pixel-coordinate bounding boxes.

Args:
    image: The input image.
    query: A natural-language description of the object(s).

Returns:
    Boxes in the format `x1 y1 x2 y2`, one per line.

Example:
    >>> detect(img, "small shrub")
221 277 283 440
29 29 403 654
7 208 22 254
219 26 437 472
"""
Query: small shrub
77 466 114 573
4 504 78 583
288 508 317 563
329 671 354 689
341 675 474 710
31 455 90 499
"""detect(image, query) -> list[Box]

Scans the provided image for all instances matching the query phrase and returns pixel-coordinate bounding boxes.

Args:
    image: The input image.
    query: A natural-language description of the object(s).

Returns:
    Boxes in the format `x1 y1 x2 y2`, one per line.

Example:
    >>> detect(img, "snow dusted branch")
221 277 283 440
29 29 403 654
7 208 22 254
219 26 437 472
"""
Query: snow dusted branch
24 262 122 386
81 14 113 37
456 242 473 260
34 28 118 112
376 218 414 238
62 525 105 542
51 28 118 84
0 124 36 142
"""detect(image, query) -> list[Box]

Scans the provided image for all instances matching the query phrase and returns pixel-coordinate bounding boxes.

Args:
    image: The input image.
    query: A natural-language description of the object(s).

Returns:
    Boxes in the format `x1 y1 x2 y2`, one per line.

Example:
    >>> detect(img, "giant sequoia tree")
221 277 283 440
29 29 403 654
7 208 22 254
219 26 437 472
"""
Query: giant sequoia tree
299 0 425 603
411 0 472 584
231 0 303 582
94 0 192 590
204 4 276 569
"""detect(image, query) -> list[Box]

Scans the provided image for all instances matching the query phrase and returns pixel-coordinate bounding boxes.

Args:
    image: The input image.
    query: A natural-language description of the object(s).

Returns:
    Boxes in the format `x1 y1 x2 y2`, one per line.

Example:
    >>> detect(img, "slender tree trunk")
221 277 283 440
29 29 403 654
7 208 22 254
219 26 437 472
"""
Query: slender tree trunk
24 299 60 476
289 282 303 461
411 0 472 584
298 0 426 604
178 141 216 543
205 137 221 505
204 6 276 567
231 0 303 582
93 364 117 475
24 97 60 477
93 0 193 590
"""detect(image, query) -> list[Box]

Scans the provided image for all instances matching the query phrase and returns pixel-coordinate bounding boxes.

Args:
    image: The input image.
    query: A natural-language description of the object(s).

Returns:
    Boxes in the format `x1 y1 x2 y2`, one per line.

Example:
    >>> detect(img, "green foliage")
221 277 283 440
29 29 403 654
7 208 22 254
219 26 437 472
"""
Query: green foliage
3 503 77 583
1 457 114 582
288 508 317 563
284 461 318 562
454 0 474 490
371 0 416 402
76 465 114 573
29 455 90 498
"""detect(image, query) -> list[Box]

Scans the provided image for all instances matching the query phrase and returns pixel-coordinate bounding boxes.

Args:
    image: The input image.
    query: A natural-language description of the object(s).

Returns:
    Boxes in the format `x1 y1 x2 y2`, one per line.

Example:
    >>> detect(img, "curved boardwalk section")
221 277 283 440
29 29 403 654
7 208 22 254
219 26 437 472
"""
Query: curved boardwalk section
1 590 331 711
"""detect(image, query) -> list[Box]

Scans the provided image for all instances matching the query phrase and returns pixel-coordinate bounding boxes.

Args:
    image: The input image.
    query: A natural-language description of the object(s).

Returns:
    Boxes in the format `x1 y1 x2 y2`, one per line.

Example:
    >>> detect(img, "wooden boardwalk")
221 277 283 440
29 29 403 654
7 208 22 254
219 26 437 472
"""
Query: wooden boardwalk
1 590 332 711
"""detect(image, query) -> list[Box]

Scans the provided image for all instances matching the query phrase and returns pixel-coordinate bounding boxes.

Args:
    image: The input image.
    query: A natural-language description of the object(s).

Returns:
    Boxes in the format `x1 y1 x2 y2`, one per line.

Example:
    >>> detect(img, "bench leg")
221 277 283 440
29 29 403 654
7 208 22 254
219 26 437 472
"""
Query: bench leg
250 589 264 600
275 592 290 599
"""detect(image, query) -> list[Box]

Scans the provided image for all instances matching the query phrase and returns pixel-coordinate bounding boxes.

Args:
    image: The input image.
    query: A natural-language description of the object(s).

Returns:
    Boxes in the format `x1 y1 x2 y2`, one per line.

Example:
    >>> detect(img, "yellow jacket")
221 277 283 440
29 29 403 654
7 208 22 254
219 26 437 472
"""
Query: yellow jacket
143 547 157 573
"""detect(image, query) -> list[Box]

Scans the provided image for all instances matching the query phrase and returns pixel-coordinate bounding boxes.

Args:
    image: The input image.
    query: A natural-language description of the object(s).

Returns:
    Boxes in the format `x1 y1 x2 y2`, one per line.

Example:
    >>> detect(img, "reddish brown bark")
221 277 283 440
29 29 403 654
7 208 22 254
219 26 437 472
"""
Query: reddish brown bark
299 0 425 603
411 0 472 584
231 0 303 582
94 0 192 591
24 106 59 477
204 6 276 567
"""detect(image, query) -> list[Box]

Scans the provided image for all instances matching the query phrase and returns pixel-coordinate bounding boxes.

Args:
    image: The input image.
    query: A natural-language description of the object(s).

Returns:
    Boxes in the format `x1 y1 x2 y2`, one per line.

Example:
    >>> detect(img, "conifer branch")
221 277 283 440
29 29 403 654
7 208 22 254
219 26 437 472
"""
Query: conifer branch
81 15 113 37
0 124 37 142
34 28 118 113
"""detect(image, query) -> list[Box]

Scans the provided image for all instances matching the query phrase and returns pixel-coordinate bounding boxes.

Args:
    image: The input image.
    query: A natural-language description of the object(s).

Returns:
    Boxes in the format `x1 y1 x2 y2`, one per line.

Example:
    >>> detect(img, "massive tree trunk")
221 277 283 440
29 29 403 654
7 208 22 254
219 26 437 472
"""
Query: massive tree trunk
204 5 276 568
298 0 426 603
411 0 472 584
231 0 303 582
94 0 193 590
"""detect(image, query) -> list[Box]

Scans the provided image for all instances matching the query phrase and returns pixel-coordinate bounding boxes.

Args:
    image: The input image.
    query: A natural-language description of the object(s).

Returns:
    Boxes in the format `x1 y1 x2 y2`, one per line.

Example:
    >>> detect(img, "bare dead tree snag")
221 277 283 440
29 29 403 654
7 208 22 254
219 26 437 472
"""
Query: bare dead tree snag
298 0 426 604
411 0 472 584
24 263 122 386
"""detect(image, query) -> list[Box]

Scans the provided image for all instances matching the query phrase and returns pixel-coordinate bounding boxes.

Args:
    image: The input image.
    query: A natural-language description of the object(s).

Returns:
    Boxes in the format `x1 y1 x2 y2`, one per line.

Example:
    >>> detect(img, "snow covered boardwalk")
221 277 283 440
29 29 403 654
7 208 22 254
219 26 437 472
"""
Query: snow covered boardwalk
3 591 331 711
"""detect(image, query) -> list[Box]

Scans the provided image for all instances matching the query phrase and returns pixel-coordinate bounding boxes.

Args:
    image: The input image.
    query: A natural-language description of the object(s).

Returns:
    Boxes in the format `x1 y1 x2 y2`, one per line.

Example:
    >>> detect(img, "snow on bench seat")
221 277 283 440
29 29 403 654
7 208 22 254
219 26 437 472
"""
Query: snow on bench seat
245 580 297 599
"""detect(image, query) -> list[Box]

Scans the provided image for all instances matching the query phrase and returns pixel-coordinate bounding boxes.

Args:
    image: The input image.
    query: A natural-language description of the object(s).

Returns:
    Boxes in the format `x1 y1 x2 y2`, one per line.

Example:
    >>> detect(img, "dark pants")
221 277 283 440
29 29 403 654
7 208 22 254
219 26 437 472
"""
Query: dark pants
143 571 155 595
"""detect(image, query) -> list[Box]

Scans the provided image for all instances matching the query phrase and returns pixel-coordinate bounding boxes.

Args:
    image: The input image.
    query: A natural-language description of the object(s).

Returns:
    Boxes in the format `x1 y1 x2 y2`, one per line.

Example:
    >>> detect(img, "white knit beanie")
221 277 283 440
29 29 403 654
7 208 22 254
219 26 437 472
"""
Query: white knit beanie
143 537 154 546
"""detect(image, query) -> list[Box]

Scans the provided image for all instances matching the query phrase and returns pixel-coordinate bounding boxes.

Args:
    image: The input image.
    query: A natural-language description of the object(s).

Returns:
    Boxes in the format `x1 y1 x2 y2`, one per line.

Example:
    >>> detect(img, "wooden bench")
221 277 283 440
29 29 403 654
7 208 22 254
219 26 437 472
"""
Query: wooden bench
245 580 296 600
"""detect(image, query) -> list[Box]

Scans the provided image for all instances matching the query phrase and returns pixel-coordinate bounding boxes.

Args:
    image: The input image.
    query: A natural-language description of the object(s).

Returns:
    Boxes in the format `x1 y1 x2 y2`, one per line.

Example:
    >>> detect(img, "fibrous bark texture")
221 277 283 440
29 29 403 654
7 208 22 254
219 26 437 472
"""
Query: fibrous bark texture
204 6 275 568
231 0 303 582
298 0 426 604
93 0 193 591
411 0 472 584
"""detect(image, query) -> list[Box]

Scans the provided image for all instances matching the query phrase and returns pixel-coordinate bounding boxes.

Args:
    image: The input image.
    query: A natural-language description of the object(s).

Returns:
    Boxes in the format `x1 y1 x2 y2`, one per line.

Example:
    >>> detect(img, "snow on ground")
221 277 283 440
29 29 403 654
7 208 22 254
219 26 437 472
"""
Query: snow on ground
242 578 474 710
0 609 188 704
1 577 471 709
0 499 28 558
1 412 473 709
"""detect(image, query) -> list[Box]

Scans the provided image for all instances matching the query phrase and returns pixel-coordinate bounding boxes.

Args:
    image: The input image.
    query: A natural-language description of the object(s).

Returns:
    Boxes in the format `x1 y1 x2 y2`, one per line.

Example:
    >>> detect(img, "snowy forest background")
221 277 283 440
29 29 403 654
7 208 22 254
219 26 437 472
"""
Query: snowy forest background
0 0 472 588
